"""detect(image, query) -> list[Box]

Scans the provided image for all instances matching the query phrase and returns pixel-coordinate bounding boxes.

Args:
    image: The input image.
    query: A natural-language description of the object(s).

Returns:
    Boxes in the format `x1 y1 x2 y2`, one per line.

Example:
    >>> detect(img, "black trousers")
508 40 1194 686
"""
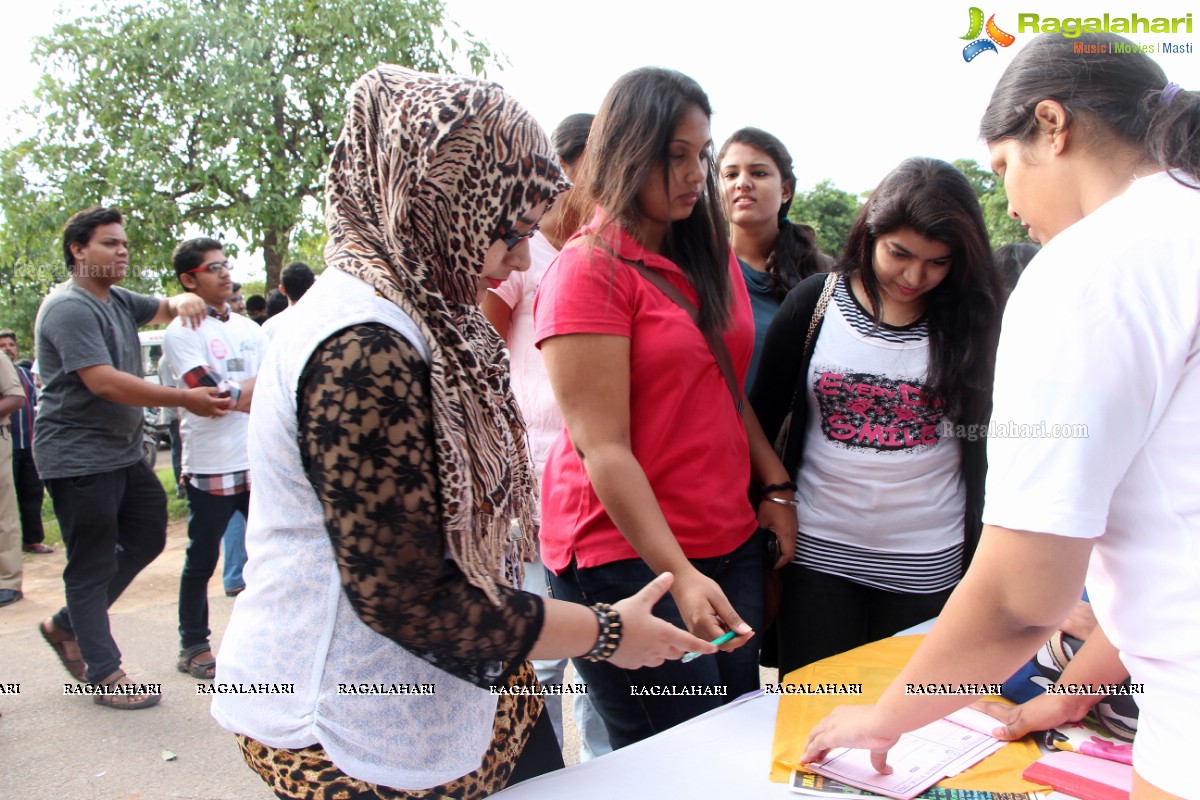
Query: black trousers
47 461 167 682
11 448 45 546
776 563 954 676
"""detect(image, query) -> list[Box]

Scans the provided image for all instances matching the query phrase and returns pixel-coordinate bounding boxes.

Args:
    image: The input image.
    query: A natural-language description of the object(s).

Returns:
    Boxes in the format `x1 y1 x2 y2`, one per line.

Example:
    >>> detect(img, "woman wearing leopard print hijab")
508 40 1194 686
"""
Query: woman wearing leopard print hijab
211 66 715 798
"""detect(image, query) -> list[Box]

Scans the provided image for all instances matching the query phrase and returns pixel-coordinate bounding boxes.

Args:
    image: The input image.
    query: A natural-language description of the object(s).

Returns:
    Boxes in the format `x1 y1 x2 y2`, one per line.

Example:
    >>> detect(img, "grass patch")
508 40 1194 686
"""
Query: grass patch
37 458 188 549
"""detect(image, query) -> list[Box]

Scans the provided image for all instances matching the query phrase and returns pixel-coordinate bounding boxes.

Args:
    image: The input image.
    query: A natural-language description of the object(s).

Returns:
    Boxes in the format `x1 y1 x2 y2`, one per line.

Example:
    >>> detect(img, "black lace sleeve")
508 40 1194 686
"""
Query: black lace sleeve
296 323 544 688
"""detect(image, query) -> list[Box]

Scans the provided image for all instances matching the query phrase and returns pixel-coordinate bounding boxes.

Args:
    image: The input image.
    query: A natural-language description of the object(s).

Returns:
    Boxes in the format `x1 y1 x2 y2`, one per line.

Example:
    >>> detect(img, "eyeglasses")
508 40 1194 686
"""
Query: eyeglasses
500 225 539 251
184 260 232 274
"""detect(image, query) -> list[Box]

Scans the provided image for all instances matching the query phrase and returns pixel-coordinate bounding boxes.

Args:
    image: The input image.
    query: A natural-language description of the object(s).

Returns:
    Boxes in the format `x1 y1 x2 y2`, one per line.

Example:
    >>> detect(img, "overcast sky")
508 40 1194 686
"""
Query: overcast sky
3 0 1198 280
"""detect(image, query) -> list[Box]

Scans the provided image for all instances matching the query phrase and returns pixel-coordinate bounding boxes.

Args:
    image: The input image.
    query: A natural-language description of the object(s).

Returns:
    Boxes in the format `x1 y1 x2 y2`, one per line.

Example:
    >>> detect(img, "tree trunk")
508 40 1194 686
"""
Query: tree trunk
262 226 292 292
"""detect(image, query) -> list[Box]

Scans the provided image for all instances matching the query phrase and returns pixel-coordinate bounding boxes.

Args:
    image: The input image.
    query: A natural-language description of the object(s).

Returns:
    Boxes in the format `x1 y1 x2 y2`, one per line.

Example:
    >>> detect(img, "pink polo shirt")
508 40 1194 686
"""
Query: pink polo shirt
533 212 758 572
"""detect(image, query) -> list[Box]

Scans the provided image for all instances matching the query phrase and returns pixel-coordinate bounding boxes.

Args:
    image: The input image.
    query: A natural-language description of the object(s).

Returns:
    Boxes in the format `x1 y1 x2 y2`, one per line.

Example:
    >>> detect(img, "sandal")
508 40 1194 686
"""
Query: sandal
177 644 216 679
23 542 55 554
92 669 162 710
39 619 87 681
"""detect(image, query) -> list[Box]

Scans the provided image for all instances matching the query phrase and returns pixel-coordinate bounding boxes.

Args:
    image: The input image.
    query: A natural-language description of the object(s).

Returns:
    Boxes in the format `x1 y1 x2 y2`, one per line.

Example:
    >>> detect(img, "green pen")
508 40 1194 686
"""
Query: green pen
682 630 738 663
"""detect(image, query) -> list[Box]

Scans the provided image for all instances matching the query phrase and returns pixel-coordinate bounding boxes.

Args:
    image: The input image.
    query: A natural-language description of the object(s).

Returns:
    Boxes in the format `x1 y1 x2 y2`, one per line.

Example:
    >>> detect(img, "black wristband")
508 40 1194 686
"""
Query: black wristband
760 481 798 495
583 603 623 662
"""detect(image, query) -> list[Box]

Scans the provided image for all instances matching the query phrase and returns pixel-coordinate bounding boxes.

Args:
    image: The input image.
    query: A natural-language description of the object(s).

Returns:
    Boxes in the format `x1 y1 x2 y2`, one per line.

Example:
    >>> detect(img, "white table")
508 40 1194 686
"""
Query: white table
493 690 794 798
494 620 942 799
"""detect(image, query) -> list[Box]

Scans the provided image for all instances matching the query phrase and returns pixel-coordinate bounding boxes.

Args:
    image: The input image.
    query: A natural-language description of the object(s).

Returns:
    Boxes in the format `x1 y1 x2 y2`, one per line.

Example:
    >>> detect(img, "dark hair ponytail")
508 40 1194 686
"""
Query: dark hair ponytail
768 219 825 300
982 32 1199 189
718 127 826 301
1148 87 1200 187
552 113 595 167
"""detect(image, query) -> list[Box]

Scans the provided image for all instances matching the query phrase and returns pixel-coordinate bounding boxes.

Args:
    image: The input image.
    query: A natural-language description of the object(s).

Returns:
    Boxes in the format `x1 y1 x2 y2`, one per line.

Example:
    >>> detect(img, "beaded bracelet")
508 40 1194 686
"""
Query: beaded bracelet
760 481 799 496
583 603 623 662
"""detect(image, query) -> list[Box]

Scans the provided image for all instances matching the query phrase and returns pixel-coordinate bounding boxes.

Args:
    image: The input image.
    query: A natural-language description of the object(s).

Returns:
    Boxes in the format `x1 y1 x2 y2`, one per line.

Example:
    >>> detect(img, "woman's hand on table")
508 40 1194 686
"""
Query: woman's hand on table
970 692 1091 742
609 572 718 669
801 704 899 774
668 569 754 649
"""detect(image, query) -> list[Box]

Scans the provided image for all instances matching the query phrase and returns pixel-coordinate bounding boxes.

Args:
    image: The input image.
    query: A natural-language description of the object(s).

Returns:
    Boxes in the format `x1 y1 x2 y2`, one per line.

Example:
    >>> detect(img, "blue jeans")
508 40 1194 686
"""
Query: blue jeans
523 561 613 759
179 485 250 649
47 462 167 682
547 528 764 749
222 511 247 592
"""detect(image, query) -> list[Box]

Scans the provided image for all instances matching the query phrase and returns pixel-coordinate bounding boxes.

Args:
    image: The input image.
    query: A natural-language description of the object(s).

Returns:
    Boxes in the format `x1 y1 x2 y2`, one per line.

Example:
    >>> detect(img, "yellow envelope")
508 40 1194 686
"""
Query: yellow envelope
770 634 1046 792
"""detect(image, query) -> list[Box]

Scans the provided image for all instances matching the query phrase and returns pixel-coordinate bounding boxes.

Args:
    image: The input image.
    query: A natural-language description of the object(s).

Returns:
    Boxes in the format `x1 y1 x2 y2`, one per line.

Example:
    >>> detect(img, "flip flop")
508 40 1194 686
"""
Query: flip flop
23 543 55 554
39 619 87 681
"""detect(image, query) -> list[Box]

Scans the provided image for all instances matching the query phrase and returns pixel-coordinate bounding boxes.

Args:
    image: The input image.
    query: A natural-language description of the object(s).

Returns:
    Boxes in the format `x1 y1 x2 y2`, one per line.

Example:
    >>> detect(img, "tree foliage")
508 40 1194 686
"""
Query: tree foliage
789 179 863 259
9 0 493 300
952 159 1030 247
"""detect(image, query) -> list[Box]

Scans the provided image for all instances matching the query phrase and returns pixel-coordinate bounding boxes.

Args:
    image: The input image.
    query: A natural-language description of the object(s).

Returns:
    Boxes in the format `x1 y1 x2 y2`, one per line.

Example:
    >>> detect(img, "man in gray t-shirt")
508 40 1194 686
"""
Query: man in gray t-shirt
33 206 229 709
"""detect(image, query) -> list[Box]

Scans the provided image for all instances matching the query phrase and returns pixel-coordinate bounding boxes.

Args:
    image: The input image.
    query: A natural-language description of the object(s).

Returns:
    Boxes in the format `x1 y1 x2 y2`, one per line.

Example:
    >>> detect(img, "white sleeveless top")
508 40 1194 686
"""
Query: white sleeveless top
210 267 499 790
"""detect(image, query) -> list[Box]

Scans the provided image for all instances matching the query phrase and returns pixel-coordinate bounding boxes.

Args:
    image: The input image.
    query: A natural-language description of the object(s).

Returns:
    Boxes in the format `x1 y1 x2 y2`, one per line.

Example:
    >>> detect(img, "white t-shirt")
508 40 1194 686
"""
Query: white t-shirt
488 232 563 477
796 279 965 592
984 172 1200 796
164 312 269 474
261 306 290 341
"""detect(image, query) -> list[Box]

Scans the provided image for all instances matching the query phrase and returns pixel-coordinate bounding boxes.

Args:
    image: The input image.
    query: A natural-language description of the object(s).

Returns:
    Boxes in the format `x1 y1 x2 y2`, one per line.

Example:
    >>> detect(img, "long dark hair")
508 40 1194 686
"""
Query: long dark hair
981 32 1200 188
542 113 594 248
564 67 732 332
840 157 1001 427
552 113 594 167
718 127 825 300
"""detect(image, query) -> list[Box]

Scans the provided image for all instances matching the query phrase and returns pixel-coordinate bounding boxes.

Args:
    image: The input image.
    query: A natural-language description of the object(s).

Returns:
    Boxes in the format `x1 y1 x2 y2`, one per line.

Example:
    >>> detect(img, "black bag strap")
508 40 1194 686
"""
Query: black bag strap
618 255 744 415
773 272 838 463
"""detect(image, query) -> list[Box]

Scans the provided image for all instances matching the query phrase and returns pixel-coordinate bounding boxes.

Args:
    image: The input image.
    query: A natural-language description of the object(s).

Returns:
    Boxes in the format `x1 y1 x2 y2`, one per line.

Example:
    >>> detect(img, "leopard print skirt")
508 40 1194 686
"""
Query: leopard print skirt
236 661 544 799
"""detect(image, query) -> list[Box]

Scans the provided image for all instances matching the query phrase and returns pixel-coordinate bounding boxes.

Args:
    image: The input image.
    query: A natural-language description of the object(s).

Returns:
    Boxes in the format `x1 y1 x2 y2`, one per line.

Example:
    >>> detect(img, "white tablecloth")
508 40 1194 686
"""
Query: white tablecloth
493 690 794 798
494 620 943 799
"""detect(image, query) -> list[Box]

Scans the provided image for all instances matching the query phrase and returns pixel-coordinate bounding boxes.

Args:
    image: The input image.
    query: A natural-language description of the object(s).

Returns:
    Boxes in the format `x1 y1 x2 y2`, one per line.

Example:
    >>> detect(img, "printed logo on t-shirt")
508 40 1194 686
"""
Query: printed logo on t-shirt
209 338 228 360
814 371 943 452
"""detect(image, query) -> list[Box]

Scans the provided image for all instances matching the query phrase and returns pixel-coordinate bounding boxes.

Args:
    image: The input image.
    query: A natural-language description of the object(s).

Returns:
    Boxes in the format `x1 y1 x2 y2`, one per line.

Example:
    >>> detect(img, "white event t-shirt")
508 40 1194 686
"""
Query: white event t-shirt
983 172 1200 796
164 312 269 474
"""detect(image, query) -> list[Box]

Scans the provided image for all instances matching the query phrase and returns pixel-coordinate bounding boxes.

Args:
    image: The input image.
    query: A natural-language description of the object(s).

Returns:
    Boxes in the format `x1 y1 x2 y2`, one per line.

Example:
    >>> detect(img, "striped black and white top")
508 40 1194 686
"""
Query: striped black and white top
792 275 965 593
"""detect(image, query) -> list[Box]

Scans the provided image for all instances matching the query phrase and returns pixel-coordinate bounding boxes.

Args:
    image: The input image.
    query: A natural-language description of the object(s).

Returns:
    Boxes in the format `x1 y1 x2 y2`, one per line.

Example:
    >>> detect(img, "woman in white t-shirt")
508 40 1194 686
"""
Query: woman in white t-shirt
802 33 1200 800
750 157 1003 674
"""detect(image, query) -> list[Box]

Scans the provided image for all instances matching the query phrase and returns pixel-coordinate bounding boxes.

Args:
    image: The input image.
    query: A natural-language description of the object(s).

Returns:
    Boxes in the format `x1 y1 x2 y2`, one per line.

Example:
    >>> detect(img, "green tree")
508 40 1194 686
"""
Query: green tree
17 0 494 292
789 179 863 258
0 142 67 347
952 159 1029 247
285 211 330 271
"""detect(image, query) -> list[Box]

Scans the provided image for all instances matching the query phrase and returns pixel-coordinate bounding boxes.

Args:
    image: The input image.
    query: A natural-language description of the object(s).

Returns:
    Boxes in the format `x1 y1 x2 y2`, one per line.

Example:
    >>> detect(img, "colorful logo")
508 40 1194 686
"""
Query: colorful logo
961 7 1016 61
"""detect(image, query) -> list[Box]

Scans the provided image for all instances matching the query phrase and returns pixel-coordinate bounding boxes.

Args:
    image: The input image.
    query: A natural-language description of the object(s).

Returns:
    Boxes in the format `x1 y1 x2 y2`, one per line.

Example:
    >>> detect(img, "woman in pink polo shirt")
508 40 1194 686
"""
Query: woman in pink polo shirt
534 67 797 748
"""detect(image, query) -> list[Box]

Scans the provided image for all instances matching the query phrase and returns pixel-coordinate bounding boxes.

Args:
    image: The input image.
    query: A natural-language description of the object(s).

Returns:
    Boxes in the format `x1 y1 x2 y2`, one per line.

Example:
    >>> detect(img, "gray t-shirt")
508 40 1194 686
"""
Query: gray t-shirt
33 282 161 478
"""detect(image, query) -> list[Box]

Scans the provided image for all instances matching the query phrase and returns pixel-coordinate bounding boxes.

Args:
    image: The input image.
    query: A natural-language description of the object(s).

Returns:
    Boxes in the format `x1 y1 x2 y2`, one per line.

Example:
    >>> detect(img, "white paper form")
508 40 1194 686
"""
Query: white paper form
808 709 1005 800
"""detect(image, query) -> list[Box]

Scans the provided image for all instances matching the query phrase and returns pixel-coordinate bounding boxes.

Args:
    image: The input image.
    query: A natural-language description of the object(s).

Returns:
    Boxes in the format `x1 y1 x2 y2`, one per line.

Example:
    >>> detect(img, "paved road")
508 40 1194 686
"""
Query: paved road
0 524 269 800
0 524 588 800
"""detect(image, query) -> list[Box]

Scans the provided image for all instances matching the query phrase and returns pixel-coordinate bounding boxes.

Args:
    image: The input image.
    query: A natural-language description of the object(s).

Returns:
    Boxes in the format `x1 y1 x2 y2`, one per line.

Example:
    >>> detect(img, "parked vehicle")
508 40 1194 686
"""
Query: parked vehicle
138 329 172 467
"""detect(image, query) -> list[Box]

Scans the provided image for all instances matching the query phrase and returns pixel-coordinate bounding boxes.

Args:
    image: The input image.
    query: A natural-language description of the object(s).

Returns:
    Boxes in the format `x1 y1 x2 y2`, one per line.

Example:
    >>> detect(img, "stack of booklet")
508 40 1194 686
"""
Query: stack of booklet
795 708 1024 800
1020 721 1134 800
790 772 1048 800
793 715 1134 800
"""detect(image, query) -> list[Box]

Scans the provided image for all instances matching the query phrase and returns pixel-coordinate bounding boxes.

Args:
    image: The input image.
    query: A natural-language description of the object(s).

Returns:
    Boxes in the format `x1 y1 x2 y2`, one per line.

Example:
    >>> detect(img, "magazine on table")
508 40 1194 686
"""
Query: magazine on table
802 708 1012 800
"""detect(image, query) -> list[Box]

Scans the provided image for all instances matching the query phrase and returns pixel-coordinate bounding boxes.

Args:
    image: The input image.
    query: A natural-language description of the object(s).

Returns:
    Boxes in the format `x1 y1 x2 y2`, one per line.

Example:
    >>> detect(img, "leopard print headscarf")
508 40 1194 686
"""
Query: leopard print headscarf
324 65 569 603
